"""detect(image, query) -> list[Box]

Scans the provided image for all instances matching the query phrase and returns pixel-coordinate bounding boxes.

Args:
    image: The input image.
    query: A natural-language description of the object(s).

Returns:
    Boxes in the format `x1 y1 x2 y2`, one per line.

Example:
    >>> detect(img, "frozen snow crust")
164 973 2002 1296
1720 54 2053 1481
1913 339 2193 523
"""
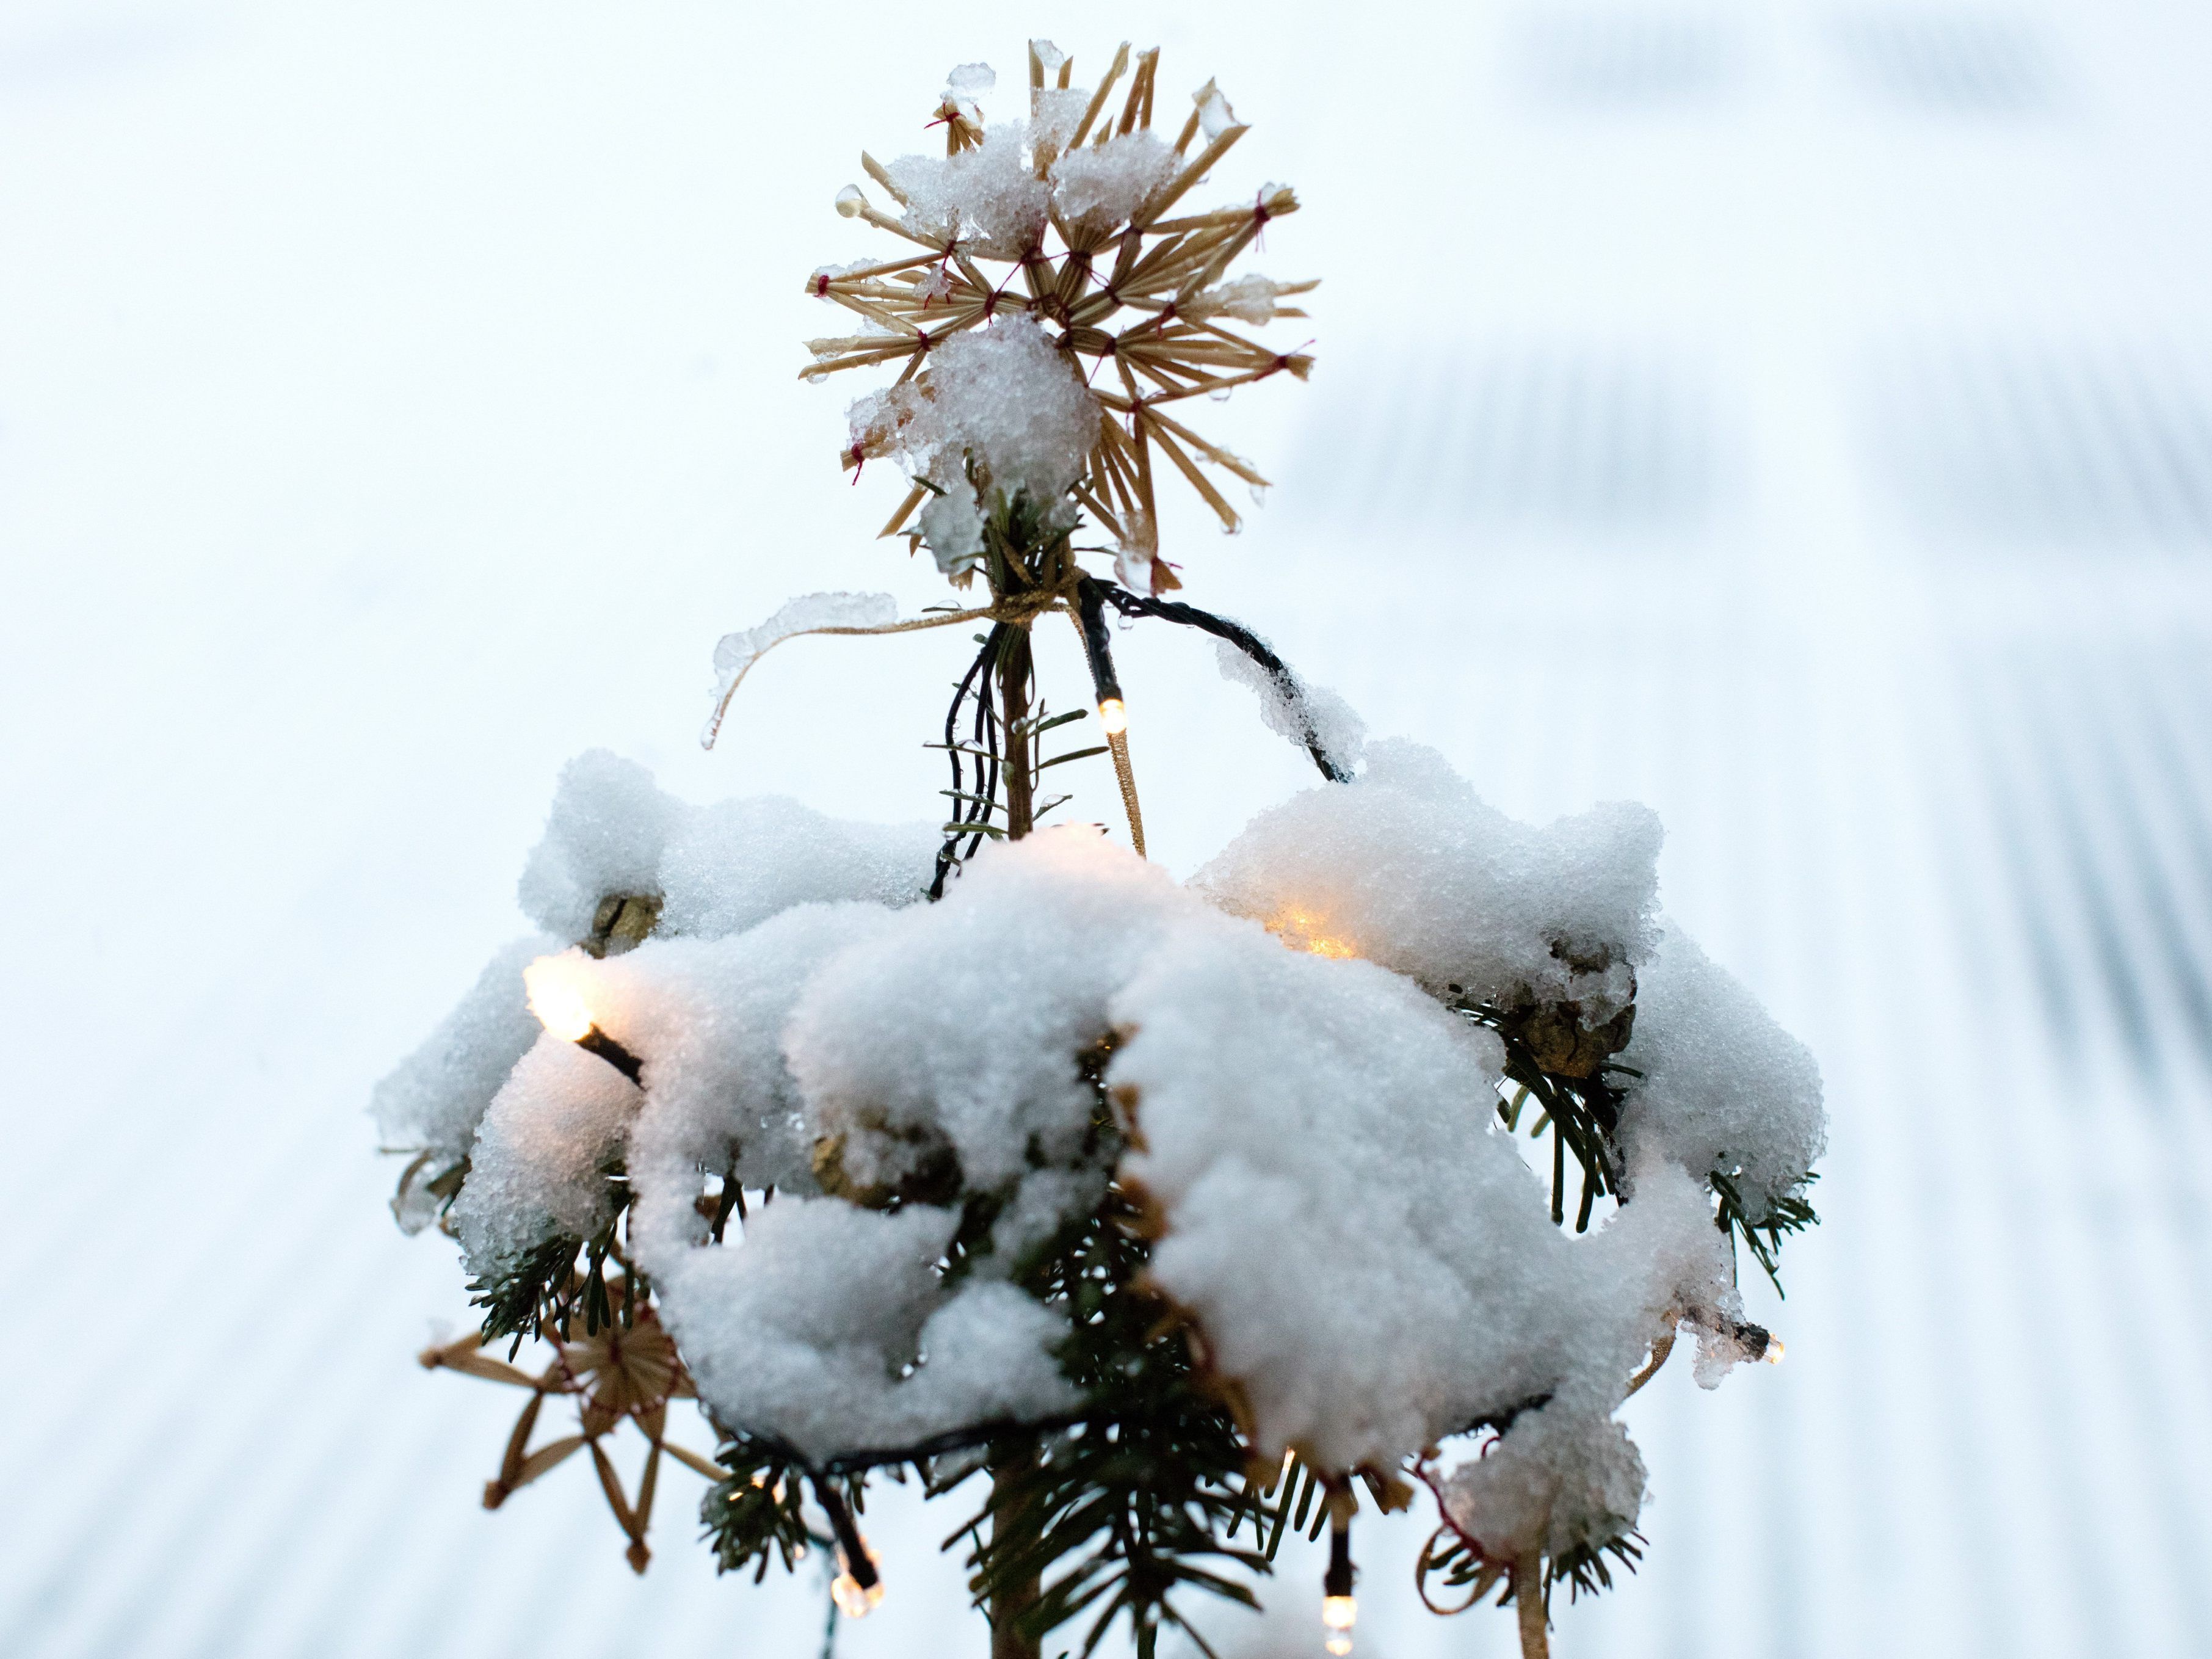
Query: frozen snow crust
379 744 1822 1547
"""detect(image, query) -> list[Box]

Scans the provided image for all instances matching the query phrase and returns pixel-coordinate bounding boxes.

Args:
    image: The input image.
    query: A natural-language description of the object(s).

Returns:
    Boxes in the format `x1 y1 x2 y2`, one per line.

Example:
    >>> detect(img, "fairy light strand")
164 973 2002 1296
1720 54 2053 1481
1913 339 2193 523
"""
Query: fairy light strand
1073 581 1147 857
1322 1499 1357 1657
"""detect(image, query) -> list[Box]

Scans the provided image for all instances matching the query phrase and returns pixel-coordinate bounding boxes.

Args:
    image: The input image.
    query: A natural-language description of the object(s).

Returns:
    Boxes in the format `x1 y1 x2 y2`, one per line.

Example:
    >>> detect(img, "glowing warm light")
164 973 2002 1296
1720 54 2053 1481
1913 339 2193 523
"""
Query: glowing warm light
1764 1335 1786 1365
1269 910 1359 960
831 1571 885 1619
1323 1594 1357 1654
523 954 597 1042
1098 697 1128 736
832 1536 885 1619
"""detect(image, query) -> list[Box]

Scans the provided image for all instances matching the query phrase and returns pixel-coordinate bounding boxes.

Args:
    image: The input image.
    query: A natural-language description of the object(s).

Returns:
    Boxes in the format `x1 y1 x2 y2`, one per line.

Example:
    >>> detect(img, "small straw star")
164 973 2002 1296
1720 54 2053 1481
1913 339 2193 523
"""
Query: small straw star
805 40 1316 592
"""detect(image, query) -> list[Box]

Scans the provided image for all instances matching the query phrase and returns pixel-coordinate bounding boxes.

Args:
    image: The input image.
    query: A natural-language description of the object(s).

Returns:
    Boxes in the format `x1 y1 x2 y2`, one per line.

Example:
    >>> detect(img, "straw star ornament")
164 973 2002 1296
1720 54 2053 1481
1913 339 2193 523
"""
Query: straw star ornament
807 40 1315 595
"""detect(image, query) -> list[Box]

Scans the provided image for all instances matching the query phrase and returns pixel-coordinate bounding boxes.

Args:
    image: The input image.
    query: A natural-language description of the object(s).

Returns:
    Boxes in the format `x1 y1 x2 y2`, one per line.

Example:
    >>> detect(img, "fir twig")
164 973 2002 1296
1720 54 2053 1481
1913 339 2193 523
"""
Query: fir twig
1711 1169 1819 1295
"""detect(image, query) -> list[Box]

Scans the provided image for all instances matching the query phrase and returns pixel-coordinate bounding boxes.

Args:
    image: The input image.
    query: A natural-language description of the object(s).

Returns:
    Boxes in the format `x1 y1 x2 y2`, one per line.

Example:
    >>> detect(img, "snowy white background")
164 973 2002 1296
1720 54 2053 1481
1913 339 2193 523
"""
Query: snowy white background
7 0 2212 1655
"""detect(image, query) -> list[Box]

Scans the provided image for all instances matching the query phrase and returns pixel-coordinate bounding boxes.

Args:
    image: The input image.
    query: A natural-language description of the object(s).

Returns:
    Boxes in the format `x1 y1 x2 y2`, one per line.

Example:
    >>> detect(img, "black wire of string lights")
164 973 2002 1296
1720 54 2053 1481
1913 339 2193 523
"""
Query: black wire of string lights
925 573 1353 901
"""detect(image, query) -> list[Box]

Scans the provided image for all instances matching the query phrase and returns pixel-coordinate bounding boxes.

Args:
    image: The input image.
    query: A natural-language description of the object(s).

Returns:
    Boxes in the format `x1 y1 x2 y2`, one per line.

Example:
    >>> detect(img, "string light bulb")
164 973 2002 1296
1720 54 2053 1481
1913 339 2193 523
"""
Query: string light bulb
1322 1492 1357 1655
1733 1319 1785 1366
1322 1594 1358 1656
1098 697 1128 736
523 955 595 1042
832 1543 886 1619
815 1476 884 1619
1268 909 1359 960
522 953 644 1083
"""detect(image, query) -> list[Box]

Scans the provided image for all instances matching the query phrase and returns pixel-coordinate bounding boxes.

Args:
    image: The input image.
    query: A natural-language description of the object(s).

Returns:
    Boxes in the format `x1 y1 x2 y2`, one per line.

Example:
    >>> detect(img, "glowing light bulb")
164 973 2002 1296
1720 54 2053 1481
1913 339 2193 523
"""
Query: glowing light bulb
1323 1594 1357 1655
1764 1335 1786 1365
1098 697 1128 736
523 955 595 1042
1268 909 1358 960
832 1536 885 1619
831 1571 884 1619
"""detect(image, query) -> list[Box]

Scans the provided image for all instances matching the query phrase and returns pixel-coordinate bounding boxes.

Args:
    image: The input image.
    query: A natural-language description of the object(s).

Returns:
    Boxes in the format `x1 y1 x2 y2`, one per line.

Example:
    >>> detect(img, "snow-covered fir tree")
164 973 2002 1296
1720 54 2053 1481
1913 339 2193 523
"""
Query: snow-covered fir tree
375 40 1824 1659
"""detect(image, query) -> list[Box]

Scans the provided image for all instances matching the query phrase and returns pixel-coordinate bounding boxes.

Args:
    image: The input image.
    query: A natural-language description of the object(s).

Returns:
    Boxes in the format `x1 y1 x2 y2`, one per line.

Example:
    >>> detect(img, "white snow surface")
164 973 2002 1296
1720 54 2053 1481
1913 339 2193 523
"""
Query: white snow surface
1194 274 1293 325
1616 924 1827 1220
659 1197 1078 1461
394 754 1799 1537
1441 1401 1648 1562
1119 935 1744 1471
1050 131 1179 238
1194 740 1662 1020
1196 82 1239 140
1211 637 1369 774
372 933 557 1215
585 903 907 1261
517 747 937 942
1029 87 1093 158
517 749 687 941
887 124 1049 259
916 487 987 575
945 63 996 101
703 590 901 746
847 314 1100 576
452 1033 640 1276
1430 1161 1752 1558
785 829 1184 1200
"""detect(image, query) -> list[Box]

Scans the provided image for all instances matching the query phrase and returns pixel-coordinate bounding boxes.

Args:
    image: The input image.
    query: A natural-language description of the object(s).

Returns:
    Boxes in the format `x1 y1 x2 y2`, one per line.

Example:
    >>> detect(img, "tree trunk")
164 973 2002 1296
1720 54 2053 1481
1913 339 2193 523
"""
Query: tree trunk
1513 1556 1548 1659
989 625 1040 1656
988 1462 1042 1659
998 626 1035 840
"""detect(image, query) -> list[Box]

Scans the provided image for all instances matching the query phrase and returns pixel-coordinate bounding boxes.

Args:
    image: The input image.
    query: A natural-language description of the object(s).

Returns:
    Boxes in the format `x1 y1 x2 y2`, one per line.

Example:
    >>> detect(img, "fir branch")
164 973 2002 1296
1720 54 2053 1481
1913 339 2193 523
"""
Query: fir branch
1548 1533 1645 1603
1711 1169 1820 1295
1451 998 1628 1235
962 1187 1268 1659
1412 1501 1644 1615
466 1235 578 1352
700 1437 836 1584
466 1182 641 1352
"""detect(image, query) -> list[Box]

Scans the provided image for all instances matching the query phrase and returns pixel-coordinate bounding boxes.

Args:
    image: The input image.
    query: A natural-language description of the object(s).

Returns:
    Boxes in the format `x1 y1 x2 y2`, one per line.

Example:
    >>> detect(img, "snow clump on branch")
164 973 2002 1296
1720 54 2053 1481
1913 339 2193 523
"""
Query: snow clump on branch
380 744 1821 1548
847 316 1101 578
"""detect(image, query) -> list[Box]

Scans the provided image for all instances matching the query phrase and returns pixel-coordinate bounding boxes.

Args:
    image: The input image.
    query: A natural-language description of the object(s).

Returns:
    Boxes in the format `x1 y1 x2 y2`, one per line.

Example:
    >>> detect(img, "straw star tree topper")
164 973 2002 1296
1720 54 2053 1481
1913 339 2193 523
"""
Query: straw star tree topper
375 40 1824 1659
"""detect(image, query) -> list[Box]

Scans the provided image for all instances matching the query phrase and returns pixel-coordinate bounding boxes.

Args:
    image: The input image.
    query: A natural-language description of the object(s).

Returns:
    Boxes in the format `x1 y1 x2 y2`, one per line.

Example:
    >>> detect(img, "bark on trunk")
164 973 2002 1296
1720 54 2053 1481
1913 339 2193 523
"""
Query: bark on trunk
988 1462 1041 1659
1513 1556 1549 1659
988 621 1040 1657
998 626 1035 840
